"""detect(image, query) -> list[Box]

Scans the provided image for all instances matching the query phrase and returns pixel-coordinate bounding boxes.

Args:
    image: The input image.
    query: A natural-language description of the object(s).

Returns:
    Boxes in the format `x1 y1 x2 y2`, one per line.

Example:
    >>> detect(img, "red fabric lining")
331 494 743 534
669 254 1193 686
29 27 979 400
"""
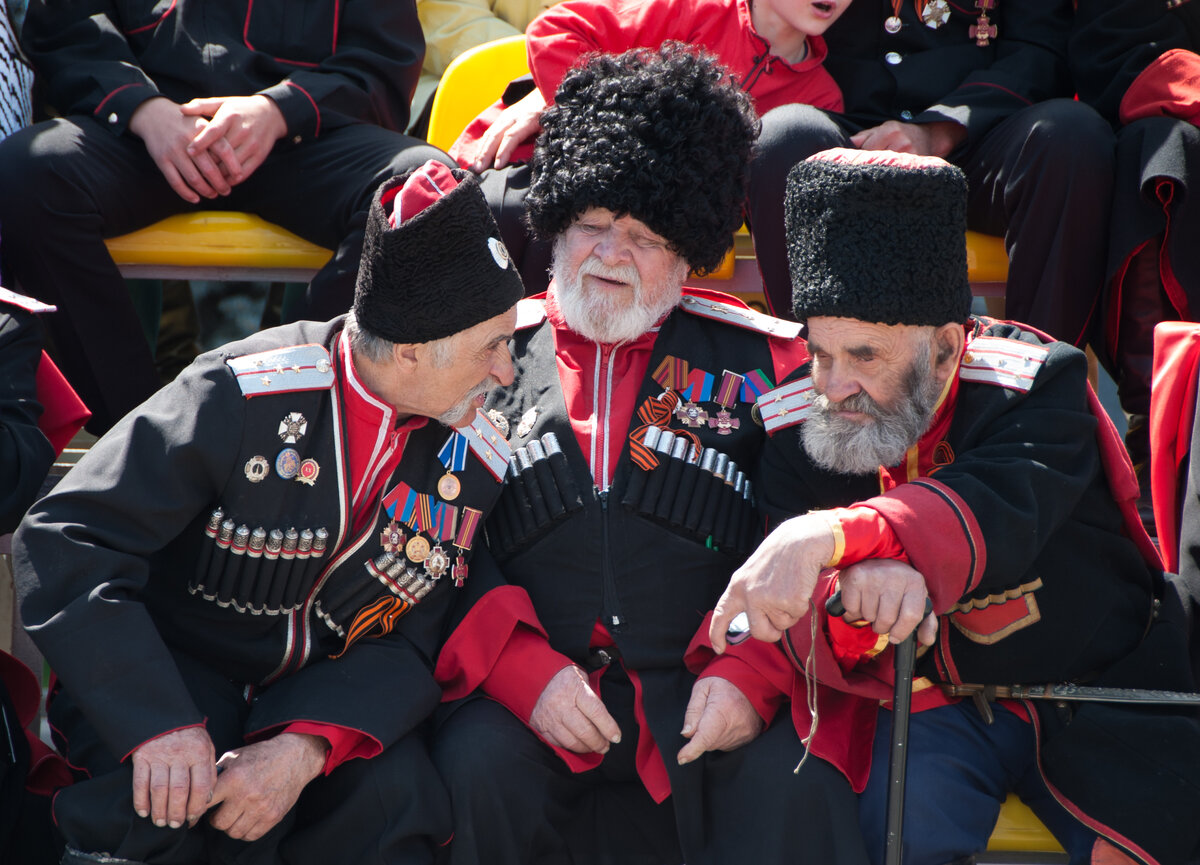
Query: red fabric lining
1150 322 1200 573
1120 48 1200 127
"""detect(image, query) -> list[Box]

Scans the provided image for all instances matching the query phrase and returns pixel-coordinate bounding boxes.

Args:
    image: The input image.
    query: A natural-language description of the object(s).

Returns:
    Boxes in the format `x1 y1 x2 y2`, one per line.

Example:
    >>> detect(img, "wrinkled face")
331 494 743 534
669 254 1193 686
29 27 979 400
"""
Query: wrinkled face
800 316 945 474
411 307 518 427
552 207 689 344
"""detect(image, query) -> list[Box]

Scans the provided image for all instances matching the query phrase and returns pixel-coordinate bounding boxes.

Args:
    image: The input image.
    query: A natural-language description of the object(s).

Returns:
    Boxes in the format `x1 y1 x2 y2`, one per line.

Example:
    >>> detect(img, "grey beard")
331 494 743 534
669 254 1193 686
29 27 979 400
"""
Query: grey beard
800 353 944 475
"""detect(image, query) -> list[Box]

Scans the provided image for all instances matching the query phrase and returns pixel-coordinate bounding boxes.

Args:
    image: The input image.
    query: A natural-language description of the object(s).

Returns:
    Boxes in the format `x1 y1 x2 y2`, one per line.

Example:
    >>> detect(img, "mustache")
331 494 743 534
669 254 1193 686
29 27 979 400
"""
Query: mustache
814 389 886 419
577 257 641 286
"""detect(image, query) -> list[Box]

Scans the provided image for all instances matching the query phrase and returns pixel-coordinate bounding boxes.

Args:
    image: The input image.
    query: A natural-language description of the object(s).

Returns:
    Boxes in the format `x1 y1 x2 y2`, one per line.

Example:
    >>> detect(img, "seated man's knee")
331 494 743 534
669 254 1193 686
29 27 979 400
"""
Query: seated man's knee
432 699 537 796
387 141 457 177
1020 99 1114 171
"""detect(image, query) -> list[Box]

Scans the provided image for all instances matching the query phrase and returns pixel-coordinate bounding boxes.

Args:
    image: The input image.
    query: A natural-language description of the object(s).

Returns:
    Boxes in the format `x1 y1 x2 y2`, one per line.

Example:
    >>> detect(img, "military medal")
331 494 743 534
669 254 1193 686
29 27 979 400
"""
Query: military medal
296 458 320 486
970 0 997 45
437 432 468 501
405 534 431 564
452 554 469 588
380 520 406 554
885 15 902 32
920 0 949 28
275 448 300 480
244 455 269 483
486 408 510 437
675 400 709 428
425 544 451 580
277 411 308 443
450 506 482 588
707 370 745 436
515 406 538 439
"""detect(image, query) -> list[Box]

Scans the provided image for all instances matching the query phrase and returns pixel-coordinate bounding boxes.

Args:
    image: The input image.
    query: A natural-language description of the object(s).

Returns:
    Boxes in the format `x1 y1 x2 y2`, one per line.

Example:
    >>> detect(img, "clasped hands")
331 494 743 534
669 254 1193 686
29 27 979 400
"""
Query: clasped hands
128 94 288 204
129 726 326 842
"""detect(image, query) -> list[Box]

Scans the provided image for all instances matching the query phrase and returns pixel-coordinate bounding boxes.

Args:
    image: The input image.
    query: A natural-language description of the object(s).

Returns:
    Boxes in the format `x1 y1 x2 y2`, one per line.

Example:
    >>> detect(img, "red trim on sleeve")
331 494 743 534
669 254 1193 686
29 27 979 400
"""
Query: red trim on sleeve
279 722 379 774
684 610 791 725
1120 48 1200 127
859 479 987 609
958 81 1032 106
284 81 322 135
834 506 906 565
94 83 146 115
435 585 570 715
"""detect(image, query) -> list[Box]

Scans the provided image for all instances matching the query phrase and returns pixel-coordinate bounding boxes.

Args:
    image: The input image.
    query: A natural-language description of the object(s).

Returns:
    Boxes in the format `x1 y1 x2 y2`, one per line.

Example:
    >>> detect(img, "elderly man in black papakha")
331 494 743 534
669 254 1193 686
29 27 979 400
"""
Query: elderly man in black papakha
702 149 1200 865
429 45 870 865
13 162 524 865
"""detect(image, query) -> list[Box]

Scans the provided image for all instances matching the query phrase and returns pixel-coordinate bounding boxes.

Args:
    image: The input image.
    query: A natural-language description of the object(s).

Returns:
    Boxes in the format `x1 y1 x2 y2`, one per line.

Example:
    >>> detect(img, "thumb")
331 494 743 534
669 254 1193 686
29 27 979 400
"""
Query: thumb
181 97 223 116
677 714 714 765
680 679 712 738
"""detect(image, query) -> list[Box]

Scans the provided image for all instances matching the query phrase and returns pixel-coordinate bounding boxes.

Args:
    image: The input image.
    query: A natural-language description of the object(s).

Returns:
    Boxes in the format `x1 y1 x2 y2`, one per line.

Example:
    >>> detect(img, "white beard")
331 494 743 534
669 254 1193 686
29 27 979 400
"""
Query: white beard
552 238 686 344
800 349 943 475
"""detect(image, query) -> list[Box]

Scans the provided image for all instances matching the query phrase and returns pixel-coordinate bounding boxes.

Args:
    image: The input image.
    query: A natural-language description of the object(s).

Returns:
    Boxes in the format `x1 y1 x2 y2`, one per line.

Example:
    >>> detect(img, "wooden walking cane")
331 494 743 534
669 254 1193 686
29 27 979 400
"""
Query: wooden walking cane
827 593 933 865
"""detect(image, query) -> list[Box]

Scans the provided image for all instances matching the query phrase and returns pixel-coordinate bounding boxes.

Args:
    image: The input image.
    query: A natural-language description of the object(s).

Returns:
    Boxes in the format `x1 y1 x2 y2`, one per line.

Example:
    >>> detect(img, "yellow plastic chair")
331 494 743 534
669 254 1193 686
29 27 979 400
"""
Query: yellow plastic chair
104 212 332 281
427 34 531 153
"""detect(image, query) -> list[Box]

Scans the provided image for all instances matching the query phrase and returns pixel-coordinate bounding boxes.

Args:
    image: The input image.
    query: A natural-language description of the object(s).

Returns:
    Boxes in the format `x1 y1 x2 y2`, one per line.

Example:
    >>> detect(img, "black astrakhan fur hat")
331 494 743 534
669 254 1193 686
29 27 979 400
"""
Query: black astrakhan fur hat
525 42 760 275
786 148 973 327
354 161 524 344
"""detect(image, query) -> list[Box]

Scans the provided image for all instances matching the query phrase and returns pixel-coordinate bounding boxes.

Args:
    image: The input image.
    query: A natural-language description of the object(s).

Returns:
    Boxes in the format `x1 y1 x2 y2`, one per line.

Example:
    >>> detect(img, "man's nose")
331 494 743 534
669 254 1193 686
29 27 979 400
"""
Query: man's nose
818 365 860 404
492 344 516 387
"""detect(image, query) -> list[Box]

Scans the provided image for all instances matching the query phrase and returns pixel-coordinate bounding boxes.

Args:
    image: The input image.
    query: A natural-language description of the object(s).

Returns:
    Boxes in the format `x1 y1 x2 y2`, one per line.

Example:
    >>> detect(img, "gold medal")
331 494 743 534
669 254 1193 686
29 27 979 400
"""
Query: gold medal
437 472 461 501
405 535 431 564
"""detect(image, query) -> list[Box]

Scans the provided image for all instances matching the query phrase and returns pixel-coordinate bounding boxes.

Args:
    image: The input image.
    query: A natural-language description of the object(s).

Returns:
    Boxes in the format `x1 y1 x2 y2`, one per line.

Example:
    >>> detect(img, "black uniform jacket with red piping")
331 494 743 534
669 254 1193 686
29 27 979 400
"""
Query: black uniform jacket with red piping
823 0 1076 151
435 289 807 855
21 0 423 138
14 317 506 766
706 316 1200 865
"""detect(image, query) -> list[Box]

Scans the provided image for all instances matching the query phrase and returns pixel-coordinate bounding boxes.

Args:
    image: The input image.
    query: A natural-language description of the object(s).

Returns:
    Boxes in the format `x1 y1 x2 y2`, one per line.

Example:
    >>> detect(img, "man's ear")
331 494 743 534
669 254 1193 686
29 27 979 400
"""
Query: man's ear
933 322 965 382
393 342 420 372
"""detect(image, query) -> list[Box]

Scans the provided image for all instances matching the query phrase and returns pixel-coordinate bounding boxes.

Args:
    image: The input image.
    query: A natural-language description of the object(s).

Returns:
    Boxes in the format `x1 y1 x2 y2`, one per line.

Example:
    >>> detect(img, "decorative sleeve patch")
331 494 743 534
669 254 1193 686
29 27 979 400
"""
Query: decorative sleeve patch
226 344 335 397
678 294 802 339
515 297 547 330
958 336 1049 392
949 579 1043 645
459 409 513 481
754 376 814 434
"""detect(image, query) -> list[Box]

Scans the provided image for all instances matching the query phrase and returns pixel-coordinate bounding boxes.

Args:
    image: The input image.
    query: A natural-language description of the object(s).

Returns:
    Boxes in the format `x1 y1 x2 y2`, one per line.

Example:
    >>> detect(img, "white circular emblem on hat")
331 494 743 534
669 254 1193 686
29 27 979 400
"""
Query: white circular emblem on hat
488 236 511 270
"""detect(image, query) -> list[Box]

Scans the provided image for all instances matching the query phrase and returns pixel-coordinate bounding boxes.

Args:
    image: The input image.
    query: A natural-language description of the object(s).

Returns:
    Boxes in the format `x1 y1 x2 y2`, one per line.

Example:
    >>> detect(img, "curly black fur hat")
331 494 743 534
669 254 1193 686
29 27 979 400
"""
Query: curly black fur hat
354 162 524 344
525 43 759 275
786 149 972 327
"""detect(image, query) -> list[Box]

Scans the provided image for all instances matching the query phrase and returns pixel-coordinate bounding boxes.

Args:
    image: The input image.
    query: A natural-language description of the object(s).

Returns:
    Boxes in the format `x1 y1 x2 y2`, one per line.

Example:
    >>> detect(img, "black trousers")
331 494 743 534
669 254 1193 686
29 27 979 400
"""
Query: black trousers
432 685 869 865
48 649 451 865
746 99 1115 347
0 116 452 433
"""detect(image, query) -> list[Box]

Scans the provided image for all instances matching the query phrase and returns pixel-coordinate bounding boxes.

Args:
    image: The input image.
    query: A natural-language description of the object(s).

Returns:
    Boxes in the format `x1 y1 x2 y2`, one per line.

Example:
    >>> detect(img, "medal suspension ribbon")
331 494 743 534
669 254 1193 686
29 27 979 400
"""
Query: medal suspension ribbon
629 391 701 471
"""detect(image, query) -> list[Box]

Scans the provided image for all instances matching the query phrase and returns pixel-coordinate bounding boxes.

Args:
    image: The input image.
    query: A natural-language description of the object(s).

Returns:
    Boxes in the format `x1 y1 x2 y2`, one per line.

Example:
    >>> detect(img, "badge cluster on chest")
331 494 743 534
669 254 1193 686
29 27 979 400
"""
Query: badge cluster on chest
882 0 997 45
612 358 774 554
243 411 320 487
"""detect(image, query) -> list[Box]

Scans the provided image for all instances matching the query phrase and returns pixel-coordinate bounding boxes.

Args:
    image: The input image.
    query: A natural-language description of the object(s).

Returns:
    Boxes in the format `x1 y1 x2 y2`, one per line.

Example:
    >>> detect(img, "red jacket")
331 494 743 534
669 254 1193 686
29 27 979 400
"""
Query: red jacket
451 0 842 166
